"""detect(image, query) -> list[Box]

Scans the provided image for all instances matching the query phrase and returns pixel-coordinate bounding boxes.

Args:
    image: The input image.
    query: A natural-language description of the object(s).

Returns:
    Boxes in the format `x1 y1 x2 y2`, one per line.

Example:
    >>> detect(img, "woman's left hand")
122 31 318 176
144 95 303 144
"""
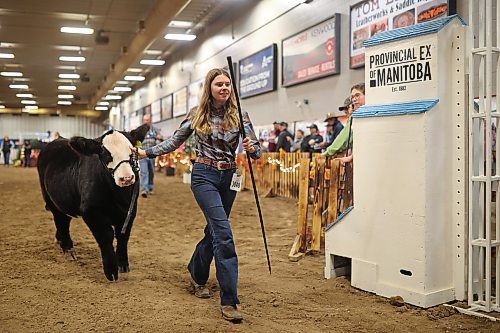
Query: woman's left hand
242 137 256 153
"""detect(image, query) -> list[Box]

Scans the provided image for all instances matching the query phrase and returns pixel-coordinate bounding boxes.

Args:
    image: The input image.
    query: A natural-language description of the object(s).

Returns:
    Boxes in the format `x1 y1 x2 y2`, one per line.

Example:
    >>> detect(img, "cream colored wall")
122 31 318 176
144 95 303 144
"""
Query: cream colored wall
0 114 104 139
118 0 366 133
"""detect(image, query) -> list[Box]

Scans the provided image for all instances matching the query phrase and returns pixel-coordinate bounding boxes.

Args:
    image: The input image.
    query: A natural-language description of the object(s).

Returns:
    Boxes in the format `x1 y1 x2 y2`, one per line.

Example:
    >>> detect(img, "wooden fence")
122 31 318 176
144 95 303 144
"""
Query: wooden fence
158 151 353 260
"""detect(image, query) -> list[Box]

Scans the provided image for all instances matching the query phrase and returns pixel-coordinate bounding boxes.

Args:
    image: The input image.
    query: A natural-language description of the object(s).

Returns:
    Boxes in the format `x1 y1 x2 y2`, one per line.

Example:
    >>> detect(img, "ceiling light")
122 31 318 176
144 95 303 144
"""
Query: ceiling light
58 85 77 90
124 75 145 81
0 105 5 108
16 93 33 98
58 94 74 99
105 95 122 100
60 27 94 34
116 81 128 84
140 59 165 66
59 56 85 62
59 73 80 79
114 86 132 92
0 53 14 59
21 100 37 104
168 20 193 28
1 71 22 77
9 84 28 89
57 65 78 70
127 68 143 73
144 49 163 55
97 101 110 106
24 105 38 110
58 100 72 105
164 33 196 41
95 106 108 111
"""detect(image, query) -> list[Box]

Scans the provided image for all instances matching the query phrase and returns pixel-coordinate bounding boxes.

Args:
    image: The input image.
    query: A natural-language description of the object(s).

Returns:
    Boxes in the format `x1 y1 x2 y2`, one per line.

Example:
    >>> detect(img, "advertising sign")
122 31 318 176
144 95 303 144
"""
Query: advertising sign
350 0 455 68
282 14 340 87
173 87 188 118
366 36 437 102
238 44 277 98
188 79 204 111
151 100 161 123
161 94 172 120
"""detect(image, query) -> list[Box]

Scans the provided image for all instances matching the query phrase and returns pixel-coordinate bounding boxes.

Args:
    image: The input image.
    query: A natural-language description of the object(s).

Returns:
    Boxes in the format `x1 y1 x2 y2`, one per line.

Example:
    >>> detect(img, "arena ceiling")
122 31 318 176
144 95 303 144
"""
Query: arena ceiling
0 0 253 116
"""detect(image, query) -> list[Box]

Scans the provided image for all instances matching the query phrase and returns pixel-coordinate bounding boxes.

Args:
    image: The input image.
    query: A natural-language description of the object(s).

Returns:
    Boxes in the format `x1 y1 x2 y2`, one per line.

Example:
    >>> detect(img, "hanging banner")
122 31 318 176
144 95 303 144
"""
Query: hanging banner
282 14 340 87
238 44 277 98
350 0 455 68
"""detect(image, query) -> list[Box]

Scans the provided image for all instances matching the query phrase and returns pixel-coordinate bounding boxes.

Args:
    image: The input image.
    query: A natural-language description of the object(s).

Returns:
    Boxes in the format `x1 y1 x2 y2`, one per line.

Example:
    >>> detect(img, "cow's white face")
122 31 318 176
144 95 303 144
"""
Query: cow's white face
102 131 135 187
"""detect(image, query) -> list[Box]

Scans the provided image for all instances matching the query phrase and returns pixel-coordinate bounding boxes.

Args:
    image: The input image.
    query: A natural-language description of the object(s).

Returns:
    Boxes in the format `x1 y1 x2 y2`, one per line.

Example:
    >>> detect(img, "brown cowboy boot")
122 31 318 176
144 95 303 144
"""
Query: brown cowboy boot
221 305 243 323
190 277 212 299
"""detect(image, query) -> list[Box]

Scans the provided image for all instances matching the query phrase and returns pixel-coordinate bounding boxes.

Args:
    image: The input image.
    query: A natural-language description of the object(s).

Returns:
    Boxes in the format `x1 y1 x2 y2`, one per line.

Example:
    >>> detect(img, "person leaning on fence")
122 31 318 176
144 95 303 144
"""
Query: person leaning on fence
322 83 365 163
316 108 346 151
301 124 323 153
290 129 304 153
267 121 281 152
276 121 293 152
132 68 261 323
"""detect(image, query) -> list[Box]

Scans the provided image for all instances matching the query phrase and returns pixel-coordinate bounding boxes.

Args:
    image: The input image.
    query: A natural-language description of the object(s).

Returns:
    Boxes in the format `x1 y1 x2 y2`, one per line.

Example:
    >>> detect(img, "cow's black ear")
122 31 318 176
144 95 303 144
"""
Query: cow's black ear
130 124 150 143
69 137 102 155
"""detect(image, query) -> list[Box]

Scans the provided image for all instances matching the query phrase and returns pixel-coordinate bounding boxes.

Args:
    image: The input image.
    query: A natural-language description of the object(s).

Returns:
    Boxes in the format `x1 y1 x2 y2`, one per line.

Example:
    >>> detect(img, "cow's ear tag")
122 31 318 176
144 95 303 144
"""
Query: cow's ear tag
230 171 243 192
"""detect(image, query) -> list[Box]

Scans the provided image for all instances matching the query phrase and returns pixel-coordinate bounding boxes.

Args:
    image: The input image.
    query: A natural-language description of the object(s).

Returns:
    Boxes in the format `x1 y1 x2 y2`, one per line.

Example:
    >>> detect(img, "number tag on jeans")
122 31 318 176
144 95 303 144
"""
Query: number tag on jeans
230 172 243 191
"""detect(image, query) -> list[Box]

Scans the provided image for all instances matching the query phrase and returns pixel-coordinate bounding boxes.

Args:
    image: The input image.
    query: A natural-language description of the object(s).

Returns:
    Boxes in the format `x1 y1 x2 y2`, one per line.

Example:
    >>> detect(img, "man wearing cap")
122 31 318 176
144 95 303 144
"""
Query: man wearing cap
276 121 293 152
267 121 281 152
317 104 347 150
301 124 323 153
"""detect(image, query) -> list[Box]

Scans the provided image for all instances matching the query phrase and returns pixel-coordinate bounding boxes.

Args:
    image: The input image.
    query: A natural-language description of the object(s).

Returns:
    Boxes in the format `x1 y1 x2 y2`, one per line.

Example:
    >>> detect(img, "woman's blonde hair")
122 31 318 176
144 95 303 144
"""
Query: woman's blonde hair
191 68 240 136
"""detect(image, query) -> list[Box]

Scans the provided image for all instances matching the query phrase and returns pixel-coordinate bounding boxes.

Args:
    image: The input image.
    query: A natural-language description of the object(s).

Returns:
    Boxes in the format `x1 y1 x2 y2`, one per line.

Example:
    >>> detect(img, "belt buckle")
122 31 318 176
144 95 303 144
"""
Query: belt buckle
216 160 226 170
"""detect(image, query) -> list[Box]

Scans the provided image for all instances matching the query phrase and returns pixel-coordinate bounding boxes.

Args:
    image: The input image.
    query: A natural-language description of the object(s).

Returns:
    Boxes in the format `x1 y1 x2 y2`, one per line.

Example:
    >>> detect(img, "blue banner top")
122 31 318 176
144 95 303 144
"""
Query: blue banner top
352 99 439 118
363 15 466 48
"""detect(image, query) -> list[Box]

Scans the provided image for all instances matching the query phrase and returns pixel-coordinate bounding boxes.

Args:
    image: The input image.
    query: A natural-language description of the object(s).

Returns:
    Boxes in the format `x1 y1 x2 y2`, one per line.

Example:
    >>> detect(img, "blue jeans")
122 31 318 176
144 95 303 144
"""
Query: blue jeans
187 163 239 306
139 158 155 193
3 151 10 165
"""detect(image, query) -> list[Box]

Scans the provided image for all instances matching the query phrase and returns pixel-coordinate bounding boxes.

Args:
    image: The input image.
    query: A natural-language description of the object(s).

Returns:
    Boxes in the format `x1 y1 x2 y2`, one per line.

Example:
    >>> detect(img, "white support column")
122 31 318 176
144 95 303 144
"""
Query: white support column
465 0 500 318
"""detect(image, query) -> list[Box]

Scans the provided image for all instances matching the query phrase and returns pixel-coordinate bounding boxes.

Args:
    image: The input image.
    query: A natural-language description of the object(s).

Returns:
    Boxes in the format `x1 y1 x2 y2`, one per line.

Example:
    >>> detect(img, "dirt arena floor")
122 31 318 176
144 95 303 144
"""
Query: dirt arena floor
1 166 499 333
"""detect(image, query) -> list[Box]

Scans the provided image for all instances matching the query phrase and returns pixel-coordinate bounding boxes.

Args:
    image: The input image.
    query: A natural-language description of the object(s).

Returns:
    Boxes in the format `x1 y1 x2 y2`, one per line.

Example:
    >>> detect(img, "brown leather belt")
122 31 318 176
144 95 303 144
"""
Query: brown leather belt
195 157 236 170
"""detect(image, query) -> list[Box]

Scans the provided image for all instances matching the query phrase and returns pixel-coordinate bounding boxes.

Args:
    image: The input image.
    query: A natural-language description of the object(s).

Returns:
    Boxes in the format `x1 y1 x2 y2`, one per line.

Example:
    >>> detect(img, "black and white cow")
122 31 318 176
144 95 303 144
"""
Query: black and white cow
37 124 149 281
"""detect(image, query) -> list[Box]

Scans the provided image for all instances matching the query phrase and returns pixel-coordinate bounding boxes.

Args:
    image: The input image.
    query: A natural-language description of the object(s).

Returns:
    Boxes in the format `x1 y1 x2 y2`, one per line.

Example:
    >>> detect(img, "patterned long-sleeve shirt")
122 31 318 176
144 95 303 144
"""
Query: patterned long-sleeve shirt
145 107 261 162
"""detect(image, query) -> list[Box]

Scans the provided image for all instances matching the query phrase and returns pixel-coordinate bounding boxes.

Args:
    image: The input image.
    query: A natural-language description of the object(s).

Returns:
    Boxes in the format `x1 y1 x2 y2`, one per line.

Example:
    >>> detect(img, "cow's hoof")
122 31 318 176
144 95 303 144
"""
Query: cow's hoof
105 271 118 281
118 265 130 273
104 265 119 281
64 248 78 261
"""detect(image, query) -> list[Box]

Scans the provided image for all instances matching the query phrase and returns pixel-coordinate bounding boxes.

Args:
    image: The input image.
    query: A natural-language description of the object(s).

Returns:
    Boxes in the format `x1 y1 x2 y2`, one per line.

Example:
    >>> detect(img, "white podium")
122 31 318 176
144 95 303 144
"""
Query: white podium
324 15 467 308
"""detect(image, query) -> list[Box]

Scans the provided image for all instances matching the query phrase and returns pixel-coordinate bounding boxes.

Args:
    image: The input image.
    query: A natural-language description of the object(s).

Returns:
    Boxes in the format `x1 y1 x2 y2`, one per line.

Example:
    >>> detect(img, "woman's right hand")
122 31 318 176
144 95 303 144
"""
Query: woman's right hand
130 147 147 160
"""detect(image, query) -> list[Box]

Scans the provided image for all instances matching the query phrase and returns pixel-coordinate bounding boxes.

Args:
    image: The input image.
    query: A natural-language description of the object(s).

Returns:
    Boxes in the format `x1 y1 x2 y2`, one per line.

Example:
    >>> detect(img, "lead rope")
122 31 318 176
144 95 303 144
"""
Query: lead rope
121 147 140 234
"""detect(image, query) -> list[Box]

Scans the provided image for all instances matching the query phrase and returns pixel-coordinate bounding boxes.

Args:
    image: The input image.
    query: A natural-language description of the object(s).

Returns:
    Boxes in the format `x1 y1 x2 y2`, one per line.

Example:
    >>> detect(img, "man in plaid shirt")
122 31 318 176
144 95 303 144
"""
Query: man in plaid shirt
139 114 162 198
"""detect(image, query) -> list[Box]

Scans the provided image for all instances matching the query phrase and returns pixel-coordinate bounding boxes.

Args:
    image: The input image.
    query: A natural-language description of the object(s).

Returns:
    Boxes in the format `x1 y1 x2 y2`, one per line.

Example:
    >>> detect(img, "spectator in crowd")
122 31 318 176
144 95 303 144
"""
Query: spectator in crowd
132 68 261 323
276 121 293 152
23 140 32 167
301 124 323 153
323 83 365 163
139 114 163 198
316 106 347 151
1 136 14 167
291 129 304 153
259 138 269 153
267 121 281 152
